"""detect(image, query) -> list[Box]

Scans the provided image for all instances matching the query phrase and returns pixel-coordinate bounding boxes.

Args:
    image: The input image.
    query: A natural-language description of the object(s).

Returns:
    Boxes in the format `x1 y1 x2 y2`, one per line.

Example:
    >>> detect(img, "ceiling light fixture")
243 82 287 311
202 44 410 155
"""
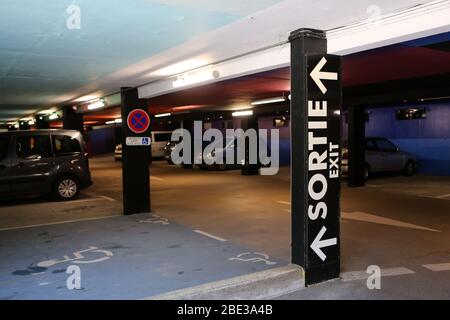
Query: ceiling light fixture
87 99 105 110
232 110 253 117
251 96 286 106
172 70 219 88
155 113 171 118
37 108 57 115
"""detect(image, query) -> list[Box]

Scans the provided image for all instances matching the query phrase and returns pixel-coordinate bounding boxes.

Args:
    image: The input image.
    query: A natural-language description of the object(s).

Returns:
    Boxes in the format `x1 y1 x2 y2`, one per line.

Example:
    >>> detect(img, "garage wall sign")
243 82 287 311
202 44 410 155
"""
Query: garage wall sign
304 54 341 284
125 136 151 146
127 108 150 134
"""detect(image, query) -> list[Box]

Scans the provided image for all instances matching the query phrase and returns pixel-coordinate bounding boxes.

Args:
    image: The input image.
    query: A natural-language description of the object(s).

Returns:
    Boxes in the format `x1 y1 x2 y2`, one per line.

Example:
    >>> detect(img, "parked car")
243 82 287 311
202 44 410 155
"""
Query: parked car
0 130 92 200
197 136 270 171
163 141 178 164
114 131 172 161
341 137 418 180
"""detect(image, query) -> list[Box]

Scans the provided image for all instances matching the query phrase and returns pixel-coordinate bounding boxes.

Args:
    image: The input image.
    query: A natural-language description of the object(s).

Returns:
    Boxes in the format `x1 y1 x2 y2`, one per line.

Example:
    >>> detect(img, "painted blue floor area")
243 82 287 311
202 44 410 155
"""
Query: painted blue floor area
0 213 285 300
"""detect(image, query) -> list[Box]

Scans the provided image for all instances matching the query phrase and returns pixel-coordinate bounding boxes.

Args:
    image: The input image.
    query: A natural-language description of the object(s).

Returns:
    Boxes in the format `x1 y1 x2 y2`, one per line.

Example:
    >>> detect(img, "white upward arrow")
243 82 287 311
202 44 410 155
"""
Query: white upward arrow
310 226 337 261
310 57 338 94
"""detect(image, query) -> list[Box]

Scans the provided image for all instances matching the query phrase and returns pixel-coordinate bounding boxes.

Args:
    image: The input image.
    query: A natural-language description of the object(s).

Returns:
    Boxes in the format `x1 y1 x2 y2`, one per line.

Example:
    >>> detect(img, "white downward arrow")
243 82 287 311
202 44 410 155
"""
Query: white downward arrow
310 57 338 94
310 226 337 261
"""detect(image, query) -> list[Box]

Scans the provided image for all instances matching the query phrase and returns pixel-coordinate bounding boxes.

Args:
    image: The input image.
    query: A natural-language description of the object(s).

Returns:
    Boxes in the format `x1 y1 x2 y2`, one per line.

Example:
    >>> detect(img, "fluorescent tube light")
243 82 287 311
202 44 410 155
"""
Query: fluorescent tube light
87 100 105 110
232 110 253 117
172 70 219 88
155 113 171 118
251 97 286 106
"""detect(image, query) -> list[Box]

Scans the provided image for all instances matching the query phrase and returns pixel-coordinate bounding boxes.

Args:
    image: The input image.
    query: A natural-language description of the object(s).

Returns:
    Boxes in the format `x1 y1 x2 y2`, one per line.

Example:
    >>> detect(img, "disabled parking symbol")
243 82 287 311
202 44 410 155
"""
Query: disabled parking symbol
229 252 277 265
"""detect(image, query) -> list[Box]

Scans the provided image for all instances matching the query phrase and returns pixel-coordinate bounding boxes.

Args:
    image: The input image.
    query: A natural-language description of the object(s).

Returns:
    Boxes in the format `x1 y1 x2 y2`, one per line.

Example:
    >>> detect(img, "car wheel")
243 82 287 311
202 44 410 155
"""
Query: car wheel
404 160 416 176
54 176 80 201
364 164 370 181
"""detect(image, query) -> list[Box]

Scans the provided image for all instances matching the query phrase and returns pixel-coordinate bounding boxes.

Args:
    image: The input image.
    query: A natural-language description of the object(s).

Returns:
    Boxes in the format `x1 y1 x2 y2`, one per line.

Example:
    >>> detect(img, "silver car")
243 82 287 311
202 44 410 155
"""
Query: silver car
342 137 418 180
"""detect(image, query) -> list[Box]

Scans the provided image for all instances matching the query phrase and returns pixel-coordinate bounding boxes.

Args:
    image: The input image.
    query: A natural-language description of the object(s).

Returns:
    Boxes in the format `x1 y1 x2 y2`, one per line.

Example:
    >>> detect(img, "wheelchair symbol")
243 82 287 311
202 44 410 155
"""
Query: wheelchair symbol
140 214 169 225
37 246 113 268
229 252 277 265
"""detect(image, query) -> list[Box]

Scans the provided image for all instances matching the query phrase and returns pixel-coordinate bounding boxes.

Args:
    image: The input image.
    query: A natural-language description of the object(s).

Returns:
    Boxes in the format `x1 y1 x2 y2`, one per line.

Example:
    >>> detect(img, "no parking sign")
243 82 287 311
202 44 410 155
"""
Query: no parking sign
127 109 150 134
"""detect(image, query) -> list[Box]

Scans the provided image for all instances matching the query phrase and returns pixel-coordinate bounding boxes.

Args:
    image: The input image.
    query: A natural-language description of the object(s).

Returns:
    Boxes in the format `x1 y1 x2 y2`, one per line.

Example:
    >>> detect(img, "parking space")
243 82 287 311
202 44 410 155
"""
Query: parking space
0 193 121 231
0 211 285 300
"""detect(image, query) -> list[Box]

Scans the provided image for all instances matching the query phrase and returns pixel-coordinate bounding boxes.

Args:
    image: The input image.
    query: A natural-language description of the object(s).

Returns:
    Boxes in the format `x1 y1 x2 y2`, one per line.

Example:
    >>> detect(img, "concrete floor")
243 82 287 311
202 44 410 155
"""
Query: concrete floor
1 154 449 299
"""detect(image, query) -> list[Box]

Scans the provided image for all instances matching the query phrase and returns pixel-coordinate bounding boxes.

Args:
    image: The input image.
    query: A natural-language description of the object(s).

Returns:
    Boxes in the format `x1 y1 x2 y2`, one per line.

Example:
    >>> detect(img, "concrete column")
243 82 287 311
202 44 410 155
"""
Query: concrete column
120 87 151 215
290 28 342 285
241 116 260 175
35 116 50 129
63 106 83 133
18 122 30 130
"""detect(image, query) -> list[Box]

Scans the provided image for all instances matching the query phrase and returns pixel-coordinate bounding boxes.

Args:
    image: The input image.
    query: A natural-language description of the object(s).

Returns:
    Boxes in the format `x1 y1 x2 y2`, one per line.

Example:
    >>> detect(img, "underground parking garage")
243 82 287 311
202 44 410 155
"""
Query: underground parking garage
0 0 450 303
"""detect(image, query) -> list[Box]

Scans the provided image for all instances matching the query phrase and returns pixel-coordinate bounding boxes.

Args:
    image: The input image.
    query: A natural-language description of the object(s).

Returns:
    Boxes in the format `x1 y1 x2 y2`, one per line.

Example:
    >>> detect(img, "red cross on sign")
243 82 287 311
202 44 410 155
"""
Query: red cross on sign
127 109 150 134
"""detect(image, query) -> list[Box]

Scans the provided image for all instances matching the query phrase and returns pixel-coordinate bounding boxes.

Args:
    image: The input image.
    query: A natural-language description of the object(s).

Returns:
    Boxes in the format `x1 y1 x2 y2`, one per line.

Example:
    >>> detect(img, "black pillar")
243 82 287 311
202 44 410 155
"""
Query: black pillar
35 116 50 129
120 87 151 215
63 106 83 133
241 116 260 175
19 122 30 130
347 105 366 187
290 28 342 285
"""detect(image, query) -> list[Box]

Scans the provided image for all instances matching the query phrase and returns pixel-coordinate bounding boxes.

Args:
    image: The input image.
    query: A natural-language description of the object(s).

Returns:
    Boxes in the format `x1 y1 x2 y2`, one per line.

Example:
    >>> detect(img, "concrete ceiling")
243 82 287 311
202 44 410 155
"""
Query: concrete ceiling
0 0 442 122
0 0 283 121
82 34 450 125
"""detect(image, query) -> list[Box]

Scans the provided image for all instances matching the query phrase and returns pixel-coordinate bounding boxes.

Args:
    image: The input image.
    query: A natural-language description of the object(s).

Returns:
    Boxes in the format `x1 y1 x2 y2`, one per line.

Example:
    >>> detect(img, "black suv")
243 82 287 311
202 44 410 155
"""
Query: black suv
0 130 92 200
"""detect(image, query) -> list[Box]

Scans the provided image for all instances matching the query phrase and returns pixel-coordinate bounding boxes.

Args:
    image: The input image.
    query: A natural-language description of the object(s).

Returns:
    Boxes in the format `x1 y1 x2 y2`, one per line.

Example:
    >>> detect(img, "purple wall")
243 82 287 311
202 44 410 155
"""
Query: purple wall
342 101 450 175
87 127 116 156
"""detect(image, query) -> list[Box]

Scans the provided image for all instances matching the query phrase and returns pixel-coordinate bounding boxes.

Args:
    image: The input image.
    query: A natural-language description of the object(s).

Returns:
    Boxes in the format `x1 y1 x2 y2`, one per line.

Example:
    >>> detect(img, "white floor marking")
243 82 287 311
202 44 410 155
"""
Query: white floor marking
61 197 109 204
342 211 441 232
341 267 415 281
37 246 113 267
194 230 227 242
150 176 164 181
277 201 291 205
100 195 117 202
422 263 450 272
229 252 277 265
0 215 120 232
